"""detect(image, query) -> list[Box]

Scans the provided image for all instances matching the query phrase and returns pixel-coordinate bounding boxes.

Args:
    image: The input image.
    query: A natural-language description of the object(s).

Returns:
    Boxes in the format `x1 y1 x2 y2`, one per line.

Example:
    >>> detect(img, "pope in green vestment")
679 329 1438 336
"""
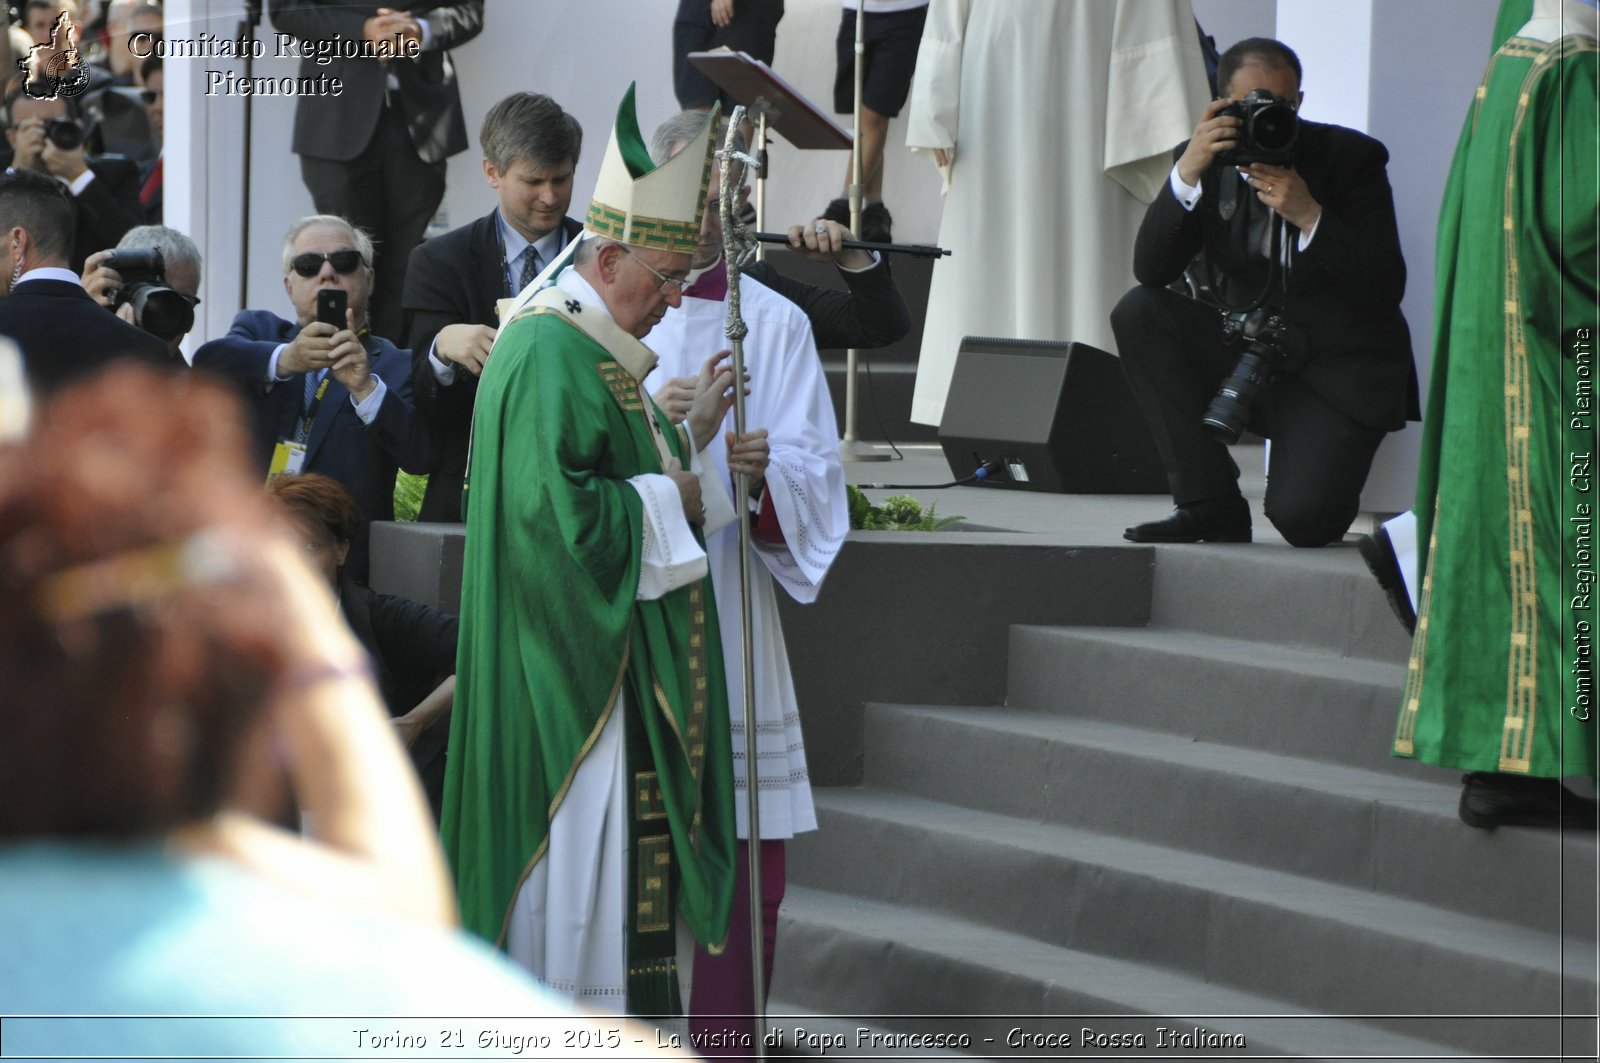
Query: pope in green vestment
1395 26 1598 779
439 91 735 1014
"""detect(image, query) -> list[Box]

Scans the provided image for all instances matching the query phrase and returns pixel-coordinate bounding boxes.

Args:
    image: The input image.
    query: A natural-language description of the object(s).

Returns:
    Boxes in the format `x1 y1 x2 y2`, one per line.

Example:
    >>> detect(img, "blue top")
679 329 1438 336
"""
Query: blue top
0 842 570 1058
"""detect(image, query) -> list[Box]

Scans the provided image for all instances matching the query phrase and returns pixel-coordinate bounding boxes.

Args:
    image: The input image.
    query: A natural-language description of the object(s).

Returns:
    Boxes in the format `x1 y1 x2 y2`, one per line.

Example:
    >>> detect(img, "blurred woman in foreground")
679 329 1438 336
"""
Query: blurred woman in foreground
0 363 615 1057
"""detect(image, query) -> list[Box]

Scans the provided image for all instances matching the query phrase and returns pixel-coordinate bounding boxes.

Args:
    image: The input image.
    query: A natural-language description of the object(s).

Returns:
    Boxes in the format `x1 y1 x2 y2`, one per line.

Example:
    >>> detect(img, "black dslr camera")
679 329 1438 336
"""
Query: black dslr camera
1201 307 1299 445
1216 89 1299 166
43 116 85 152
105 249 195 344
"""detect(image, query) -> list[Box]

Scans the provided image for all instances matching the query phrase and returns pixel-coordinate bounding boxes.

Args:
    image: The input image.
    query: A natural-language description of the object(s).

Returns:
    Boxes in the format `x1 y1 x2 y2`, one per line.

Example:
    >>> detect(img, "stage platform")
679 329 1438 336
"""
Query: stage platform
369 438 1596 1062
843 439 1293 545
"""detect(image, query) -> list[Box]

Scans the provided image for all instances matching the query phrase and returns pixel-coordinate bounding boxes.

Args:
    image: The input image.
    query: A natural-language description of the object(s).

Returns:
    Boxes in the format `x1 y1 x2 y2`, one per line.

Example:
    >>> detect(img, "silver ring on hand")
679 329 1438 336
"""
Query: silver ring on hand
815 222 828 234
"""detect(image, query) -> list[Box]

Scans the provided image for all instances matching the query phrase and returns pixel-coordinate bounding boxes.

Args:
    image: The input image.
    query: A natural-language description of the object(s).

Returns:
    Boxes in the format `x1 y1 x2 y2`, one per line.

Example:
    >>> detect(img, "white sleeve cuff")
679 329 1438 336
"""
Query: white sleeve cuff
629 473 708 600
349 376 387 424
429 341 457 385
267 343 291 382
1297 211 1322 250
836 251 882 274
66 169 96 196
1169 163 1202 211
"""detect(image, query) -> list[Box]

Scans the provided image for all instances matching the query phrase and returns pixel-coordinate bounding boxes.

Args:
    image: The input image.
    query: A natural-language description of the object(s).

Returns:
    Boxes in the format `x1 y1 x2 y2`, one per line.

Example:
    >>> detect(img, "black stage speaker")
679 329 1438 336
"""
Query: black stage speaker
938 337 1168 494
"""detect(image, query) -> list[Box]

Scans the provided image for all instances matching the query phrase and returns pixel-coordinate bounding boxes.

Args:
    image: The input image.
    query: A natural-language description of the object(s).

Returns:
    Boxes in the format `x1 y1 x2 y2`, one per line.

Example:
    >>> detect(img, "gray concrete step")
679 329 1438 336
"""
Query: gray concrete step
772 885 1548 1060
1005 625 1415 776
1146 545 1412 663
785 789 1596 1047
859 703 1597 939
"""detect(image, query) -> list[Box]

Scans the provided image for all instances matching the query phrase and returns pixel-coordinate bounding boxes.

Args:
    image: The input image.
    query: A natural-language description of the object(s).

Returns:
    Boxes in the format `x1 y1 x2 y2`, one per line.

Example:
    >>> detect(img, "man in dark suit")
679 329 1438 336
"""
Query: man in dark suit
269 0 484 342
0 169 173 397
1111 38 1415 547
193 215 432 581
4 82 144 272
401 91 584 523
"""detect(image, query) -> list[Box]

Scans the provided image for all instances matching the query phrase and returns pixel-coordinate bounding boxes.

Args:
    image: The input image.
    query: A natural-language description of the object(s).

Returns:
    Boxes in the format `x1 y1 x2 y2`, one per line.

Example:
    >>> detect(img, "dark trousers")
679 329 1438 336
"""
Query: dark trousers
1111 285 1385 547
300 101 446 342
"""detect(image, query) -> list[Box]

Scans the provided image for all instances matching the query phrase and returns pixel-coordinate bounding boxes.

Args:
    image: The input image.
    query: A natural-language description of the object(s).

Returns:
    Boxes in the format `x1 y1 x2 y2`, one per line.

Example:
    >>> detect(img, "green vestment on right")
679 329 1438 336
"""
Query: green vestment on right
1395 32 1599 776
440 283 735 1005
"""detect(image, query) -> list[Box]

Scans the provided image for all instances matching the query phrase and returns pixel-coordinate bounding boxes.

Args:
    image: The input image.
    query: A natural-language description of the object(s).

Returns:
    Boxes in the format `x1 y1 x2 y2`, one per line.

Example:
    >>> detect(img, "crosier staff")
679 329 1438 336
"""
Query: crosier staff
717 104 768 1061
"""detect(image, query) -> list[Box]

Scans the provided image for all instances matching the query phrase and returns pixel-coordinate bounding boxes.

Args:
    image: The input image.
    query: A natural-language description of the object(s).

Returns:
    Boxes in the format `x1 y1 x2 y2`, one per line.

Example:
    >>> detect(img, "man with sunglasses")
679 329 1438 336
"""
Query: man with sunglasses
193 214 432 583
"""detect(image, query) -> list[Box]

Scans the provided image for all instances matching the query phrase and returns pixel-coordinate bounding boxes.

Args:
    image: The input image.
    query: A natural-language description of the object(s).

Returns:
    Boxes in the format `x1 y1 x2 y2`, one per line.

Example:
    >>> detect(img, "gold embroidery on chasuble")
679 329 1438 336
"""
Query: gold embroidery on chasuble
635 835 672 933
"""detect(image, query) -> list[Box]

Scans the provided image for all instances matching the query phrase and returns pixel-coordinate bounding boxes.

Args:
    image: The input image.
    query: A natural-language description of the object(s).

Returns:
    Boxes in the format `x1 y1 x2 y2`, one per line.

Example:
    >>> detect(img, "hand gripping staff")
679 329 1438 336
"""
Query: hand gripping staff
718 106 769 1059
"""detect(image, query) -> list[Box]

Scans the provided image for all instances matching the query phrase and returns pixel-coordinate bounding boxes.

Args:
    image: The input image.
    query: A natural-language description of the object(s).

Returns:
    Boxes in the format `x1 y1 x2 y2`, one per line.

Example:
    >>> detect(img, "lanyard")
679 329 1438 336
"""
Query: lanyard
295 374 331 444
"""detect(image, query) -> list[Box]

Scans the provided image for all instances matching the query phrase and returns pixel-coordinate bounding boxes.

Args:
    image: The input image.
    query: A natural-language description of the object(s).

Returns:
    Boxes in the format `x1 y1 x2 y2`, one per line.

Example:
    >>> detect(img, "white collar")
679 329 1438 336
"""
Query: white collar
15 267 84 287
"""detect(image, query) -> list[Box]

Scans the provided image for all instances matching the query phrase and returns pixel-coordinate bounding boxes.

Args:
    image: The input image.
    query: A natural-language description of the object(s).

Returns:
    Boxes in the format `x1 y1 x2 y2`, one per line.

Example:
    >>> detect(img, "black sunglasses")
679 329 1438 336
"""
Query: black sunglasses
290 250 364 277
139 89 160 105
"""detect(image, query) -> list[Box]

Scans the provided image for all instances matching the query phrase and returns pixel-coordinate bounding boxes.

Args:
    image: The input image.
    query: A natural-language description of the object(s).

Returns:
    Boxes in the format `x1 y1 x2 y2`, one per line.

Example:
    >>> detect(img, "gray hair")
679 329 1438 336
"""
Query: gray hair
479 92 582 173
573 233 611 268
279 215 374 275
650 111 745 187
118 224 200 279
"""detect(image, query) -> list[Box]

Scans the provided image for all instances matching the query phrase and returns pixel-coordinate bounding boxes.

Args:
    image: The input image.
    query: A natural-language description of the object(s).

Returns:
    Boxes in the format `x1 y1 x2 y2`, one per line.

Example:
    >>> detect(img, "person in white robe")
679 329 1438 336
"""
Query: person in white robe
643 110 852 1055
902 0 1212 426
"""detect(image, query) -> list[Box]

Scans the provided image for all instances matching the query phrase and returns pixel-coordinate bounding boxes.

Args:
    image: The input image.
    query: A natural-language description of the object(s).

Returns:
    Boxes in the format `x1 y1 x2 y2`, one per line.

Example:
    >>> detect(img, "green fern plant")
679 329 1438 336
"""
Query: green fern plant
846 485 964 531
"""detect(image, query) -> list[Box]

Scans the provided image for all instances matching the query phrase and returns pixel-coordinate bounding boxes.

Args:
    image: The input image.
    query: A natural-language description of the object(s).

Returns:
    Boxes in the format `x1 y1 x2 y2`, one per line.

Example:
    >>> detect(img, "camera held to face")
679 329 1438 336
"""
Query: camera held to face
43 117 84 152
1215 89 1299 167
105 249 194 344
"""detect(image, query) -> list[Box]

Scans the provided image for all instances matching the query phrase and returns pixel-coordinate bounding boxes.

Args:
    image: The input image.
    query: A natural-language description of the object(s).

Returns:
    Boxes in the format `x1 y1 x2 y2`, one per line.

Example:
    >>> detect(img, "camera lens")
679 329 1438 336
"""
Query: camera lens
126 284 194 343
43 118 83 152
1250 103 1299 154
1202 348 1276 445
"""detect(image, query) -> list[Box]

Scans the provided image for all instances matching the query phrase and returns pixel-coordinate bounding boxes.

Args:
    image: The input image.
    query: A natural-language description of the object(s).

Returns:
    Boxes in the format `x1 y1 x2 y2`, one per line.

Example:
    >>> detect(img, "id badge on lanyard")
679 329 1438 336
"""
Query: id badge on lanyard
267 374 330 485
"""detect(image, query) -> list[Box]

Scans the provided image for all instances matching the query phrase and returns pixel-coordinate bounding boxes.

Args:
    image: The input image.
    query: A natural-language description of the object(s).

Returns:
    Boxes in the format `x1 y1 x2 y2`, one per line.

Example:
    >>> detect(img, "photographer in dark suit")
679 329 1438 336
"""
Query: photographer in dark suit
4 80 143 272
402 91 584 523
1112 38 1415 547
269 0 485 342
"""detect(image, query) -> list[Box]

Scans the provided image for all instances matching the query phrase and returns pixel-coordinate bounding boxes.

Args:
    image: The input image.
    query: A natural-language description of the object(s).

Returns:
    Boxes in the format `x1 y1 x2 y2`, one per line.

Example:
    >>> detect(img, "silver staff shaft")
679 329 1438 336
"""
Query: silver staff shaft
718 105 766 1060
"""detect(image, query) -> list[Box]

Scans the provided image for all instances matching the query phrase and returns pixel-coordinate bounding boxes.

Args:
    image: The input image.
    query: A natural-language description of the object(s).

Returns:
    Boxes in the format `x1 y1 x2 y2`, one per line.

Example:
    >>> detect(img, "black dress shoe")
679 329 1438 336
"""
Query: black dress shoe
1124 497 1251 543
821 197 850 225
1458 772 1600 830
1356 526 1416 635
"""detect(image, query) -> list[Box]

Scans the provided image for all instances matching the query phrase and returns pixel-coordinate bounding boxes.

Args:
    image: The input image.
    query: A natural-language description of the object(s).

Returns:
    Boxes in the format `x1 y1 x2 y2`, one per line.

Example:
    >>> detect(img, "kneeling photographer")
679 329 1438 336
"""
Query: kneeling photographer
1111 38 1416 547
82 225 202 357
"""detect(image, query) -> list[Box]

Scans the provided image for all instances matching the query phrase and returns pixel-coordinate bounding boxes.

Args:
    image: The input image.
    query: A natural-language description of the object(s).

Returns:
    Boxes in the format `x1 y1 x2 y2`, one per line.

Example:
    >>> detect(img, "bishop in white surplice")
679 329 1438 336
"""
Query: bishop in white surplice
644 268 849 843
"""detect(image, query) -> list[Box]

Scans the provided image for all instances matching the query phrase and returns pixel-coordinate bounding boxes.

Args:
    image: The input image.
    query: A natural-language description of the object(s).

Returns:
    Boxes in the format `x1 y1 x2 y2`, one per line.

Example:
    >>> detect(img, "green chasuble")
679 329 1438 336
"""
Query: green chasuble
1395 34 1599 777
440 283 735 995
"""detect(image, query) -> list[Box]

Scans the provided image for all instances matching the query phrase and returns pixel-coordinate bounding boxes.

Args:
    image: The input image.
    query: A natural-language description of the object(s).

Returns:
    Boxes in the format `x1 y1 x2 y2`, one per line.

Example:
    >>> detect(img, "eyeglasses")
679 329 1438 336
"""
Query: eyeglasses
619 247 690 293
139 89 161 105
289 250 365 278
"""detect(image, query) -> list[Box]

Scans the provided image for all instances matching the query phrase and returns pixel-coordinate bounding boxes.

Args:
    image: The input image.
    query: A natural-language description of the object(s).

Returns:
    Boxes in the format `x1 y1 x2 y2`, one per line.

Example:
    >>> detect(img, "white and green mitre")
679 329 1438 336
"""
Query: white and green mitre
585 85 719 255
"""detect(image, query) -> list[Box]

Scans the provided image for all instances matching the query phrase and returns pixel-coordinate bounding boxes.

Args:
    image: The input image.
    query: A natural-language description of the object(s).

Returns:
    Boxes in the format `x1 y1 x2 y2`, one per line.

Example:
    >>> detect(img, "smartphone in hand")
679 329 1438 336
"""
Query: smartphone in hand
316 289 348 331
